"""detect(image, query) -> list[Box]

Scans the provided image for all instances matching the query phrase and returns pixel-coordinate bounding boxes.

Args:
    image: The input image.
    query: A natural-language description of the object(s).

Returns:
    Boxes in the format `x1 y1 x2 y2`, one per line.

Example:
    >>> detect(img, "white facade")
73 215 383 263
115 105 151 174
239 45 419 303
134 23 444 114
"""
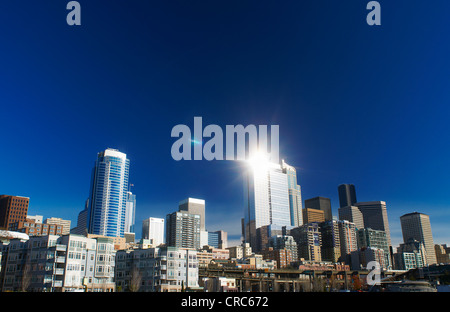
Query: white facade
0 234 116 292
125 192 136 233
103 148 127 160
200 230 209 248
45 217 72 235
27 215 43 223
244 161 291 249
61 234 116 292
142 217 165 247
60 235 97 291
281 160 303 227
115 246 199 292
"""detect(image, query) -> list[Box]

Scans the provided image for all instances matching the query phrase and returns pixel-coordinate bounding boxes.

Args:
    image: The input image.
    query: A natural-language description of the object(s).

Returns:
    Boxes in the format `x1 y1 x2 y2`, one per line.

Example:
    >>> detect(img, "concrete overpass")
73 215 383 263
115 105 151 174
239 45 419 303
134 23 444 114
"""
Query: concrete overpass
199 267 401 292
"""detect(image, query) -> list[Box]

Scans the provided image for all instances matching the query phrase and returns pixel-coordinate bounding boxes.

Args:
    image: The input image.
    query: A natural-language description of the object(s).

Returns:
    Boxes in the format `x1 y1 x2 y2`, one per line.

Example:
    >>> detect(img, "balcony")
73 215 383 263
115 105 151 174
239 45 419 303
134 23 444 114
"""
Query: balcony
56 245 67 252
53 280 63 287
54 268 64 275
56 257 65 263
44 276 53 284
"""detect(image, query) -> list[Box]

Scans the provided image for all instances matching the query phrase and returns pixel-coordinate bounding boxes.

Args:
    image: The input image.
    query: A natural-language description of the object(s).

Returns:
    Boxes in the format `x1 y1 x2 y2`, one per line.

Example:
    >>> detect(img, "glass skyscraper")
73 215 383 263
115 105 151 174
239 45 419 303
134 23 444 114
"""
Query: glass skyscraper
281 160 303 227
243 160 291 250
355 201 392 247
125 191 136 233
338 184 357 208
87 148 130 238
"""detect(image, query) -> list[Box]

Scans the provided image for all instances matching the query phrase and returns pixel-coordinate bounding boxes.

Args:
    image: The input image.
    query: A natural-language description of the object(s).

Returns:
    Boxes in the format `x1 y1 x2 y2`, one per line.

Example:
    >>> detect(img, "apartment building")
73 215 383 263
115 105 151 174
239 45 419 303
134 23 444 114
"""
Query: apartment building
197 246 229 268
9 218 65 236
115 246 199 292
291 222 322 262
0 234 116 292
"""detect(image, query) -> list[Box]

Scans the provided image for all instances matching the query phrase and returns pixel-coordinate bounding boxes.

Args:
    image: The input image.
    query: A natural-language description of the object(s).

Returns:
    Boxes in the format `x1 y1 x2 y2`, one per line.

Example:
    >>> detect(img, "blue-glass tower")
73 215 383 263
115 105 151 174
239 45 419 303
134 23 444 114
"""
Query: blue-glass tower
87 148 130 237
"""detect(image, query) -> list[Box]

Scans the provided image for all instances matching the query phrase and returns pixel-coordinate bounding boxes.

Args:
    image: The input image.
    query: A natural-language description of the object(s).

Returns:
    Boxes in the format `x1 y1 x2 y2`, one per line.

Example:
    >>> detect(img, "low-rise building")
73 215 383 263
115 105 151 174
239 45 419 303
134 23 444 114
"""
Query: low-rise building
202 276 238 292
261 247 293 269
0 234 116 292
115 246 199 292
227 243 252 259
394 239 427 270
350 247 386 271
9 218 65 237
197 246 229 268
235 254 276 270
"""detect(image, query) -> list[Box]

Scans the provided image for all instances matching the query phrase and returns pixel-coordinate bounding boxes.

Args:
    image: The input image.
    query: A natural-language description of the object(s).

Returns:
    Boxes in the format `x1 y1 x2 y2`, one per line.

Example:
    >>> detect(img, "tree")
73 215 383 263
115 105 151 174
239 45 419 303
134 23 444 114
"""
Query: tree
128 265 142 292
20 255 32 292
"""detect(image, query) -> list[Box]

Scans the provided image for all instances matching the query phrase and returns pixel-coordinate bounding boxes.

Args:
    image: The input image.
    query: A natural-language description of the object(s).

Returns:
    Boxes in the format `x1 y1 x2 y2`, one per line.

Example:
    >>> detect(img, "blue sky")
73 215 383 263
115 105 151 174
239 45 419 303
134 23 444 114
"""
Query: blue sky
1 1 449 247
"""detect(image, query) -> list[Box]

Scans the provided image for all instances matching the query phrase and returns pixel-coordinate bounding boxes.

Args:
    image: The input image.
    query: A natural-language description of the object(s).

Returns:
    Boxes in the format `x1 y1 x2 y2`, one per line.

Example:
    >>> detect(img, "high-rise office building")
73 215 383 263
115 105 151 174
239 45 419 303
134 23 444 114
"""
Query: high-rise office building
87 148 130 238
166 211 201 249
207 230 228 249
304 197 332 221
338 184 357 208
142 217 165 247
400 212 436 265
281 160 303 227
71 199 89 235
243 159 291 251
179 198 206 231
302 208 325 224
207 231 220 248
125 192 136 233
291 222 322 262
0 195 29 230
357 228 391 269
337 220 358 263
338 205 364 229
320 220 341 263
356 201 392 247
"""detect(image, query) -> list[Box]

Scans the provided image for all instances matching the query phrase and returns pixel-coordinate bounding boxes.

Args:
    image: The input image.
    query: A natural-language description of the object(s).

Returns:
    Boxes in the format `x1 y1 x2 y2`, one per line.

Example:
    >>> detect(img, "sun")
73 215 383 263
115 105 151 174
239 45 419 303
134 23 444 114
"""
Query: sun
247 150 271 172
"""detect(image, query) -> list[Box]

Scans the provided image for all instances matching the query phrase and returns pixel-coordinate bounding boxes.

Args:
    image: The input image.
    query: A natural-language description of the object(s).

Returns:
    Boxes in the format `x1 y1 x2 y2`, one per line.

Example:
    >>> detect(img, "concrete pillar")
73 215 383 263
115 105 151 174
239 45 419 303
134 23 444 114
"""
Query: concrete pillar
274 280 280 292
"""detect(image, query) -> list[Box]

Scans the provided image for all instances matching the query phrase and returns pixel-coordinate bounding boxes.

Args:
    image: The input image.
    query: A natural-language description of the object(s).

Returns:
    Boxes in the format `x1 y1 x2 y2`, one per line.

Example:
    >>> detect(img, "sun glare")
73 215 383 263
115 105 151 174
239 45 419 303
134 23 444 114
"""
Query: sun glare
247 151 271 171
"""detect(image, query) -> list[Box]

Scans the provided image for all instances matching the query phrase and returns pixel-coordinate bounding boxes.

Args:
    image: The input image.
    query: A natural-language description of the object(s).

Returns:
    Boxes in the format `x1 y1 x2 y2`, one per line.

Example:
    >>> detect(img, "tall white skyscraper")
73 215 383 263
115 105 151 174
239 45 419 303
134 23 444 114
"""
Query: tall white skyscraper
142 217 165 247
87 148 130 238
243 154 292 250
125 191 136 233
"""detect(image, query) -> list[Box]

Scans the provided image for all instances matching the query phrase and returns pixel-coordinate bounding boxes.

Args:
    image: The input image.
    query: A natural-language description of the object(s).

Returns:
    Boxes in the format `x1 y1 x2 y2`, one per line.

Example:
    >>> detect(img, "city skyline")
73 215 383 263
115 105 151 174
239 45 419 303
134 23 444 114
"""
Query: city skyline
1 146 448 251
1 0 450 251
